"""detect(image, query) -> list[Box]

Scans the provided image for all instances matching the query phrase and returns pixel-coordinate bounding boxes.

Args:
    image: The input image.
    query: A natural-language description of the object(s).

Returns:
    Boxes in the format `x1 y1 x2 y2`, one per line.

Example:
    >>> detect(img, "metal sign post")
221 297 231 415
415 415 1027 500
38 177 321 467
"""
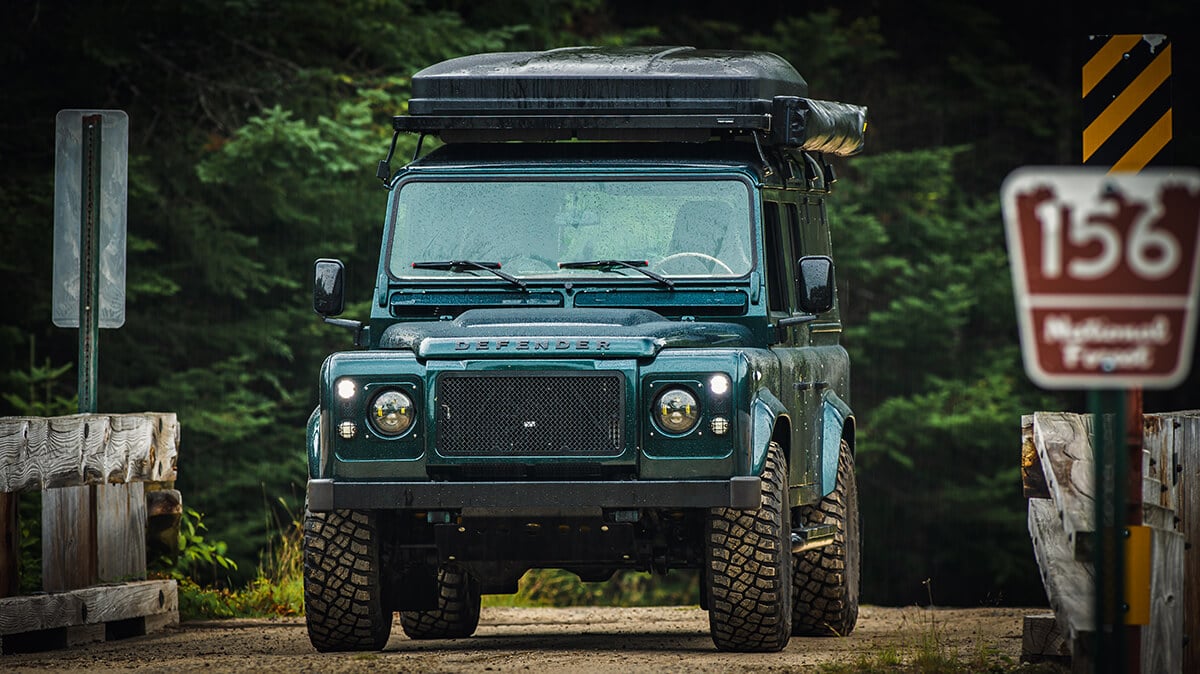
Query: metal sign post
78 114 102 413
1090 388 1126 672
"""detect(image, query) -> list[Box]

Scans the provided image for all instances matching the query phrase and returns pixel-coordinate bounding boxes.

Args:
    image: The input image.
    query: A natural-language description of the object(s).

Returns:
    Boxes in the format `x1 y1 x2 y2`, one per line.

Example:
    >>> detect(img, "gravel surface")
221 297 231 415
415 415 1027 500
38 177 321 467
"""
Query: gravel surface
4 605 1034 673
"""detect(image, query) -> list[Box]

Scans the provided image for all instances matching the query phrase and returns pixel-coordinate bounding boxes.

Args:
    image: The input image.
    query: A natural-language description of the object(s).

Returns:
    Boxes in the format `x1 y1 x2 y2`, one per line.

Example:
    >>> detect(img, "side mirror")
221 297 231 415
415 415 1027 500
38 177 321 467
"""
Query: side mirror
796 255 834 314
313 258 346 317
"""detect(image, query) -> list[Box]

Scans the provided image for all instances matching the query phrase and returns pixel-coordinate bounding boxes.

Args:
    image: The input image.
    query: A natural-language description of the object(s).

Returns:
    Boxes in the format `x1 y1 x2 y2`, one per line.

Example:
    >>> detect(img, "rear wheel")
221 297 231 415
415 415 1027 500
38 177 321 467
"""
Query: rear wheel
303 509 392 651
791 439 860 636
705 441 792 652
400 564 482 639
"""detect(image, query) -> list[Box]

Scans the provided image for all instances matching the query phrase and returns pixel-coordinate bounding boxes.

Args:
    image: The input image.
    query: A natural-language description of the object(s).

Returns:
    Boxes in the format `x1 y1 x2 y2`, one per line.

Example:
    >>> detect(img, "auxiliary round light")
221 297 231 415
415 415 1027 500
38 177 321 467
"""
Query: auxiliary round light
710 416 730 435
709 374 730 396
336 378 356 400
369 390 415 436
654 387 700 434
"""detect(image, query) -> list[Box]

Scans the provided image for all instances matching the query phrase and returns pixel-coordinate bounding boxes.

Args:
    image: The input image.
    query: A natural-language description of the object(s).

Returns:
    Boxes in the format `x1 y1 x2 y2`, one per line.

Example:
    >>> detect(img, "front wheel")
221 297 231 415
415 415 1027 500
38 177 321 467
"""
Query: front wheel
791 439 860 636
303 509 393 652
705 441 792 652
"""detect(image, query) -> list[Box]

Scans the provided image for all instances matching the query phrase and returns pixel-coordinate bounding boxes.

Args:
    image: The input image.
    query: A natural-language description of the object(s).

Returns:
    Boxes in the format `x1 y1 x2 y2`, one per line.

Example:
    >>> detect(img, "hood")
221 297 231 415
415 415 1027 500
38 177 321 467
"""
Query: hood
378 308 753 358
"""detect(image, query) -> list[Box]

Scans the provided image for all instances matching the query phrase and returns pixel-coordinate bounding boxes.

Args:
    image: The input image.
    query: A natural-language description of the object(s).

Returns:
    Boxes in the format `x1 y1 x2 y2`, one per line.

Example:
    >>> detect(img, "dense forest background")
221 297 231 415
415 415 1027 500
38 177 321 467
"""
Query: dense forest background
2 0 1197 606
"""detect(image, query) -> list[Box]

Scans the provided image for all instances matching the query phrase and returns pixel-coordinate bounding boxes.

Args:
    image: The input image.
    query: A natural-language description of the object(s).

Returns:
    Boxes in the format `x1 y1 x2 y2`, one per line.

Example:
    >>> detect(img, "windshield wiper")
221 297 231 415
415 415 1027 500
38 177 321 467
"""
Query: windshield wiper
411 260 527 290
558 259 674 289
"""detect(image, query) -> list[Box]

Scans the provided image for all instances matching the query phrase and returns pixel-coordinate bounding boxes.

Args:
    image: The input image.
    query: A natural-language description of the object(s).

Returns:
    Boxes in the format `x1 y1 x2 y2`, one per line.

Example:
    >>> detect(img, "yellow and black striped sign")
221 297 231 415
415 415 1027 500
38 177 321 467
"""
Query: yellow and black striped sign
1082 34 1172 171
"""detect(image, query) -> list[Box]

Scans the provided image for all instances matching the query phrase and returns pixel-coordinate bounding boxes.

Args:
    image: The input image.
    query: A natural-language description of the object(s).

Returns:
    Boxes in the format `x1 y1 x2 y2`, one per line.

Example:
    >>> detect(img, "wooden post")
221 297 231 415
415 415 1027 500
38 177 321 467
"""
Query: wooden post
1177 412 1200 674
42 486 97 592
96 483 146 583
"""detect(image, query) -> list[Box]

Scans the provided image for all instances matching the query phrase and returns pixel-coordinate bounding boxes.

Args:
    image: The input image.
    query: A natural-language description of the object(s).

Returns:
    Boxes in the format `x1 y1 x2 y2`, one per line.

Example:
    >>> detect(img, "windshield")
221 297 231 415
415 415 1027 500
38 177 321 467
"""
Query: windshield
388 178 753 280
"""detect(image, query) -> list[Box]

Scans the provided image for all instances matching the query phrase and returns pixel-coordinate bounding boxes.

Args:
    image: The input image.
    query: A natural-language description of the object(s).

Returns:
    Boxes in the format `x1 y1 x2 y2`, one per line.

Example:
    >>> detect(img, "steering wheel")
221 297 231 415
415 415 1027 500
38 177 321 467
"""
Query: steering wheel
654 251 734 275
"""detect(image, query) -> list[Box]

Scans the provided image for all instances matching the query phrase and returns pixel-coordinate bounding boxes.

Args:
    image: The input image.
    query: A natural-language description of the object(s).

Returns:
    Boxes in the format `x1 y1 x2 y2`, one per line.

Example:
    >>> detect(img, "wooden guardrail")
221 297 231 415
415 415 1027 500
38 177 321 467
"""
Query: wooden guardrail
1022 410 1197 673
0 413 181 654
0 413 177 492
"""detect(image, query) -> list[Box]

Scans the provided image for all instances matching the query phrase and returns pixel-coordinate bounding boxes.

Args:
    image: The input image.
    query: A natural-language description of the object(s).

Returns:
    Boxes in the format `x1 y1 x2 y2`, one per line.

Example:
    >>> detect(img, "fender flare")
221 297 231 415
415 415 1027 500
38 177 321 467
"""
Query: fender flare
748 389 789 476
820 390 855 497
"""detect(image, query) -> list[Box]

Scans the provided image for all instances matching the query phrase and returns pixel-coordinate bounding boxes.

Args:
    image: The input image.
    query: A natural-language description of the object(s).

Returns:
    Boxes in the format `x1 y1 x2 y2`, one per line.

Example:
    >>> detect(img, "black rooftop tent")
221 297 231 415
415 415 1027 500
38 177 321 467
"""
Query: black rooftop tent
393 47 867 156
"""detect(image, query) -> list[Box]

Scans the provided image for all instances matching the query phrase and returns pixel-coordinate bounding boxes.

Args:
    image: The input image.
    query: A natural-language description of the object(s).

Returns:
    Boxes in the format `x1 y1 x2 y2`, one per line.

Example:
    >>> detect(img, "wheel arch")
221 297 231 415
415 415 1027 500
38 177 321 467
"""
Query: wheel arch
820 390 854 497
749 388 790 476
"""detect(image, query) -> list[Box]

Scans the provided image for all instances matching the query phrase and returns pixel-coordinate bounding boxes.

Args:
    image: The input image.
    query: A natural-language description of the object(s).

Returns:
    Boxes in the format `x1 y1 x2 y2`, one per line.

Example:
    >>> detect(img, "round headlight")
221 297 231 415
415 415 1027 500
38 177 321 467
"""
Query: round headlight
369 390 414 436
654 387 700 434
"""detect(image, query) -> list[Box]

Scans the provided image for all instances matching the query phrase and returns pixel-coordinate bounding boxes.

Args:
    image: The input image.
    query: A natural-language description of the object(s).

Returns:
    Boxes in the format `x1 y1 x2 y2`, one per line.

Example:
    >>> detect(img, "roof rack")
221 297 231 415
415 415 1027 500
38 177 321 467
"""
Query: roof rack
391 47 867 156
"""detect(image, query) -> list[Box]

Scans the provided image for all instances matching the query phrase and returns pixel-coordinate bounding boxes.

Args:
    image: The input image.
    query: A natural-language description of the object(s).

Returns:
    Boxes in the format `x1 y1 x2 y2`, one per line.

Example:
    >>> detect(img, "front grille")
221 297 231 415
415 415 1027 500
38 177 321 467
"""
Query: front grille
435 372 625 456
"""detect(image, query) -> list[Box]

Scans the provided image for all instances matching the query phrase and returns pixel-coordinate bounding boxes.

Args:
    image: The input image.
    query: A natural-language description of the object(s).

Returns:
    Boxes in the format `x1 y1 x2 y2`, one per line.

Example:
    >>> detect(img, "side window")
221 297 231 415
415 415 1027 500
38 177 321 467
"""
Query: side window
786 202 804 265
762 202 788 313
805 197 831 256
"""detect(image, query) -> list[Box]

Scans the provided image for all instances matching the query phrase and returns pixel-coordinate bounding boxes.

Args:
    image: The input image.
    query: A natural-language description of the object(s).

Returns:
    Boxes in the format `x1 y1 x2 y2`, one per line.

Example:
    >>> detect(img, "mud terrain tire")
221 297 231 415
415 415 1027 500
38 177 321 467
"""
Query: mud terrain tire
303 509 392 651
792 439 860 636
705 441 792 652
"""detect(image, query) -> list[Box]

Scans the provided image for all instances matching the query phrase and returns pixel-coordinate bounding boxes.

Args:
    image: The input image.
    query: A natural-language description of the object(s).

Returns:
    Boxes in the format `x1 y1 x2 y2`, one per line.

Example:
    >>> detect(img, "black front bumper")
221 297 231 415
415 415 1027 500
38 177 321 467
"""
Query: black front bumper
307 477 762 512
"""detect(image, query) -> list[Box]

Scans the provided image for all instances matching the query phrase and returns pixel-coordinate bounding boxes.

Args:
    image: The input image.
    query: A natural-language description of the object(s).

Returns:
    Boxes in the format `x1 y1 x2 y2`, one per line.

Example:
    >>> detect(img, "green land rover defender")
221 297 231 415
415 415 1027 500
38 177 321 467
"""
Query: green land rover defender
304 47 866 653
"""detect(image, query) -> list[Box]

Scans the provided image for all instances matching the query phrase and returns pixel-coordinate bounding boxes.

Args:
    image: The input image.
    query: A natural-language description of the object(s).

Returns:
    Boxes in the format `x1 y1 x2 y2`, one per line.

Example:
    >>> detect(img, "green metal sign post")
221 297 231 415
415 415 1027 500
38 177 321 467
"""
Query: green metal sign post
1090 389 1127 673
77 113 102 414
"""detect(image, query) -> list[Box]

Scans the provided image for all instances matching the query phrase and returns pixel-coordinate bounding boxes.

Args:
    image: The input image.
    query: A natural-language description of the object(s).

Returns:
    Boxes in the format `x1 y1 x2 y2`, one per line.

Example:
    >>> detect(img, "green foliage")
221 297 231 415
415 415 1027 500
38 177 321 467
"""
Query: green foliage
482 569 699 608
746 9 894 97
152 508 238 586
2 336 76 417
171 508 303 620
830 148 1057 605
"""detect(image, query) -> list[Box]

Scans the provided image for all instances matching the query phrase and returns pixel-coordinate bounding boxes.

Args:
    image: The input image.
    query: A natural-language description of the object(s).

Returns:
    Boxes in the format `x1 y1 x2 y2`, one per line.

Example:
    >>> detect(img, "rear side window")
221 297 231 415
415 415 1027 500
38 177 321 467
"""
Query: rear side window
762 202 788 313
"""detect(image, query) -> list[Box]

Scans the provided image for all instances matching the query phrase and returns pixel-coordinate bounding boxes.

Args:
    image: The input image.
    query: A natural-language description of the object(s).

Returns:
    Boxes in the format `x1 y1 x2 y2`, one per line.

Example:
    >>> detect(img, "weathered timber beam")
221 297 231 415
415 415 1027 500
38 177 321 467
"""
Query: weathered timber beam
1156 410 1200 674
0 579 177 637
0 413 178 493
1021 613 1070 662
1143 413 1183 515
1032 411 1095 561
1028 497 1093 645
1142 527 1185 674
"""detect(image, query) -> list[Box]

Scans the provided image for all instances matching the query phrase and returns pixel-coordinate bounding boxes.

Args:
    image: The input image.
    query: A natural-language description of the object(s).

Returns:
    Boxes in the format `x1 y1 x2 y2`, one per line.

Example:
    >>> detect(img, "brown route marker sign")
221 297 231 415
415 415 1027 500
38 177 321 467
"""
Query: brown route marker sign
1002 167 1200 389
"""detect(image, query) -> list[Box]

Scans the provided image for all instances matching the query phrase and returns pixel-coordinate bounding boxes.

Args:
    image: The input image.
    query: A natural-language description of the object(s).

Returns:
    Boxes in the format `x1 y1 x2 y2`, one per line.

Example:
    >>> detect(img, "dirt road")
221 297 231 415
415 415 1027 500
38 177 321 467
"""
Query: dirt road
5 605 1034 673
